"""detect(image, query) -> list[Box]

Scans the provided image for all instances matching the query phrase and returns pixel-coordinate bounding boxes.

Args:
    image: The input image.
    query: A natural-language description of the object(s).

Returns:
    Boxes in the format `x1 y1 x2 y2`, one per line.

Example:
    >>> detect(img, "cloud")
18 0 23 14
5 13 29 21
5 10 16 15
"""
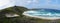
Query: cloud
0 0 9 6
0 0 60 10
16 0 39 6
27 1 32 3
0 0 15 10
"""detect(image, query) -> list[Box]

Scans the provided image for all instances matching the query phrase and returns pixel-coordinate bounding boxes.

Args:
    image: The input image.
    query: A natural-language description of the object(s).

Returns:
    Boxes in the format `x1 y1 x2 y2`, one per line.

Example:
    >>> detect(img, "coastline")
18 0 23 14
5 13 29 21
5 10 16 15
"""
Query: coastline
23 12 60 20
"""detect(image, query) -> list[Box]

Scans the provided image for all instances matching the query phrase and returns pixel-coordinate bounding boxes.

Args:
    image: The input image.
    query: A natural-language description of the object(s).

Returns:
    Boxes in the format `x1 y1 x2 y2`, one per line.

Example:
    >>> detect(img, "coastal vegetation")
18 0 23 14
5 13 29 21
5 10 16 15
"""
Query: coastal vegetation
0 6 60 23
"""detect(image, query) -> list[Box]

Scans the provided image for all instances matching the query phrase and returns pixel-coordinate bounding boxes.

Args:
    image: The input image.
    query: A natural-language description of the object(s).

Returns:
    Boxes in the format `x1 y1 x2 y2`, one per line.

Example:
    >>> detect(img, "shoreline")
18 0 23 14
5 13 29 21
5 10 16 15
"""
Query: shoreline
23 12 60 20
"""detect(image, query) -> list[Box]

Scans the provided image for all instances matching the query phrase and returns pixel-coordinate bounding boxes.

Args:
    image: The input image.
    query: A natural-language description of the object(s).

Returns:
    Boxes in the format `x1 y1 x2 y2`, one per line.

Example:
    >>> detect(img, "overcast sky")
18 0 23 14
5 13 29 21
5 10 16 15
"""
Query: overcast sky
0 0 60 10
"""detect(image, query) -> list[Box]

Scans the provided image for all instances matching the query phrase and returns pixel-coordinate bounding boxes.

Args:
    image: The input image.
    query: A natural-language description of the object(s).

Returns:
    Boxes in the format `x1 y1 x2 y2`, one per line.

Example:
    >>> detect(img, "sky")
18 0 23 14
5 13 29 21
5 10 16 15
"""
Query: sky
0 0 15 10
0 0 60 10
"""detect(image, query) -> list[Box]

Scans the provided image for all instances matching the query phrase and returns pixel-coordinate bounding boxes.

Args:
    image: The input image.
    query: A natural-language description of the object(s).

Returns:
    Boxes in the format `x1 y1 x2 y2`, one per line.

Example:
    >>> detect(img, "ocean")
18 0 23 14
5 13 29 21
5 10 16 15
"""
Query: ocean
26 8 60 17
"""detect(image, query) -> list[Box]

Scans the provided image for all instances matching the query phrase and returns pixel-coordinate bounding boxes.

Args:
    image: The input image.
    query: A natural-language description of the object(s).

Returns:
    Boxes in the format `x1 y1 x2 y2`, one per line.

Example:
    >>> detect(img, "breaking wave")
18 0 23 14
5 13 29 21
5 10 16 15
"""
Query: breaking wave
23 9 60 20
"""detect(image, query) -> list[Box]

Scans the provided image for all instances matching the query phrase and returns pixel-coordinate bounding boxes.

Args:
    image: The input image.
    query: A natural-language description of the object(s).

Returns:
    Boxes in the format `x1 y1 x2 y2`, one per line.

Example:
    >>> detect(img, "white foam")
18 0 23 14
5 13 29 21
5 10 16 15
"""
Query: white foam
23 11 60 20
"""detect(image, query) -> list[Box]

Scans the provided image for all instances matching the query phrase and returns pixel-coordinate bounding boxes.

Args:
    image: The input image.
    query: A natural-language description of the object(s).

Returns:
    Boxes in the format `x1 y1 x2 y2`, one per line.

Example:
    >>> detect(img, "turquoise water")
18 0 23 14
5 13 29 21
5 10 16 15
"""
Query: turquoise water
26 9 60 17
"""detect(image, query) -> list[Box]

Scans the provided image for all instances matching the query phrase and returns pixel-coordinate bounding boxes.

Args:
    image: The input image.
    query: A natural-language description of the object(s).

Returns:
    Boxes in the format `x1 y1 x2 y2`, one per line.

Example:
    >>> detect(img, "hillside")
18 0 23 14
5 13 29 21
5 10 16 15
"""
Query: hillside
0 6 60 23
